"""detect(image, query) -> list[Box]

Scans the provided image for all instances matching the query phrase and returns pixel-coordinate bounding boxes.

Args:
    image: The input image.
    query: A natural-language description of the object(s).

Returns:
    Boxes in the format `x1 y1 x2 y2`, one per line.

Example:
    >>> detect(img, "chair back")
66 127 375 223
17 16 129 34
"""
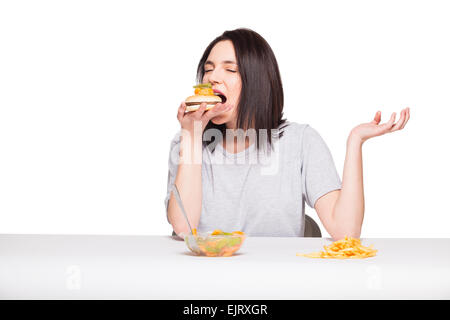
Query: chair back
304 214 322 237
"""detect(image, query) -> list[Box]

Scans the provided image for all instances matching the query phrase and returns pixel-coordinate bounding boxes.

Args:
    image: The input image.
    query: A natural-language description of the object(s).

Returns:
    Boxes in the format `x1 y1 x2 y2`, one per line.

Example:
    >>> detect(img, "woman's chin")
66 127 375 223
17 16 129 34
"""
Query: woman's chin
211 116 227 125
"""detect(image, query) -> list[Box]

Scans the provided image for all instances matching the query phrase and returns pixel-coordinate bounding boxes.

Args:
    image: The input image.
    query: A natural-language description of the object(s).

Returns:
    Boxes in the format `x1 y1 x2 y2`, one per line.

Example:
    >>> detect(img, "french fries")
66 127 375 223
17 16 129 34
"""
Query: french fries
297 236 377 259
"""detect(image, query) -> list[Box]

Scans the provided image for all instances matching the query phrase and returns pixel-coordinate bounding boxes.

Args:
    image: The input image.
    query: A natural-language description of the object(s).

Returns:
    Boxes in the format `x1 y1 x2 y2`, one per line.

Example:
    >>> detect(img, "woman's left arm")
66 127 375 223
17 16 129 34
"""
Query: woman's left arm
315 108 410 240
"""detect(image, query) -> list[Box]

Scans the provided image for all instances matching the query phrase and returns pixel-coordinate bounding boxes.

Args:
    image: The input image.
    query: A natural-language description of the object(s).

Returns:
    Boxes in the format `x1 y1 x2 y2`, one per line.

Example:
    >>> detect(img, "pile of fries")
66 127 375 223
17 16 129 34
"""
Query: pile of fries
297 236 377 259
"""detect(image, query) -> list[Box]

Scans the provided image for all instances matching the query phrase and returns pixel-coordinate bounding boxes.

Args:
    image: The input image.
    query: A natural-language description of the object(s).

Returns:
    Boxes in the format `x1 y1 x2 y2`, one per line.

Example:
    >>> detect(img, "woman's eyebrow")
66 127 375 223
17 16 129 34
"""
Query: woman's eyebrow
222 60 237 65
204 60 237 67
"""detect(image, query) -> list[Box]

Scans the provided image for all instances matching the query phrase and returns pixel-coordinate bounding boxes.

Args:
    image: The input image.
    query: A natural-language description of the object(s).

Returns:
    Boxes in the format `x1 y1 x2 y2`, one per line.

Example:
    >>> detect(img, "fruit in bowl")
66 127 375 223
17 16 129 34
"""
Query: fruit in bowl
184 229 246 257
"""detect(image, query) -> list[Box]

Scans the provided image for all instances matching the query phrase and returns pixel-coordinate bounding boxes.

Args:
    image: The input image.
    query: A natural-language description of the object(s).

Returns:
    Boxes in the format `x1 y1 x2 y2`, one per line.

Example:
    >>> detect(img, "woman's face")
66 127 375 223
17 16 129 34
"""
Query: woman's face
202 40 241 127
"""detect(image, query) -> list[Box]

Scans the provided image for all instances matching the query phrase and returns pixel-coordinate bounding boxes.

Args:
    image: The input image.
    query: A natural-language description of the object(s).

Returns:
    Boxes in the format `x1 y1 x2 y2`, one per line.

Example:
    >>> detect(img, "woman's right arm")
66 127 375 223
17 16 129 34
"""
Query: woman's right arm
167 129 203 236
167 101 232 236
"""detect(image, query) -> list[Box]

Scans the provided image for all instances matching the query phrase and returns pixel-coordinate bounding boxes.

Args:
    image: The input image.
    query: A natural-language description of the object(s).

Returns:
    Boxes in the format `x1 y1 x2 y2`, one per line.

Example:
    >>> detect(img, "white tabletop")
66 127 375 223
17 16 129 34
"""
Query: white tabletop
1 234 449 299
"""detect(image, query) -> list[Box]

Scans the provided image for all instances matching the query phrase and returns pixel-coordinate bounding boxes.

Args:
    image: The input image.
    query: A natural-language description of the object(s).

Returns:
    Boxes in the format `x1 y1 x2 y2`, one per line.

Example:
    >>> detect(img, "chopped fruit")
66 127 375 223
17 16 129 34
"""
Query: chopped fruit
195 88 214 95
186 229 246 257
193 83 212 89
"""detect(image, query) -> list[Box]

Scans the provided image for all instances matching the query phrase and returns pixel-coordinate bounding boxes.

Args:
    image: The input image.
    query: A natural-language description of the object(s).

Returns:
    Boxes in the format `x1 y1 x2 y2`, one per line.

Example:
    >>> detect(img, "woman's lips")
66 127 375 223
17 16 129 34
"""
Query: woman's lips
213 89 227 103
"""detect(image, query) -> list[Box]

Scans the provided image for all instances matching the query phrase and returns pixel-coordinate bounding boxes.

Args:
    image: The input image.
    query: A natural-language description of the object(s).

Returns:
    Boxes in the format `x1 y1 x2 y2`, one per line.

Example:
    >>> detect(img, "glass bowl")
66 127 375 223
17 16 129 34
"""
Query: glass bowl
184 230 246 257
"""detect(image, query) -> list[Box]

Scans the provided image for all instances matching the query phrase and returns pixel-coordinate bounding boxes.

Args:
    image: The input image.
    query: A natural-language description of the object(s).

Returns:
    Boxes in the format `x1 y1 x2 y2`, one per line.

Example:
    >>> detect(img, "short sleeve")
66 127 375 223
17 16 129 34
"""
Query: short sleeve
301 125 342 208
164 131 182 223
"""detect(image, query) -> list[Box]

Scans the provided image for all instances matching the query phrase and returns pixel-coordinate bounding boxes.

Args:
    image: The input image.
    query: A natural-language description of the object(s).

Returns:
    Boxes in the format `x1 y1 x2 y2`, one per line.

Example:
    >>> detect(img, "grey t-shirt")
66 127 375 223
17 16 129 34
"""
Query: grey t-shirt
164 122 342 237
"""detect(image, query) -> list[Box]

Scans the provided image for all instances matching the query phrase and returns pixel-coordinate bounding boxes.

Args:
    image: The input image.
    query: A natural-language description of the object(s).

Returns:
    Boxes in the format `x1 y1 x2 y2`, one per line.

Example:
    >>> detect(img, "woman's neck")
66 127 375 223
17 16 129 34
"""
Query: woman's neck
222 136 251 154
223 123 252 154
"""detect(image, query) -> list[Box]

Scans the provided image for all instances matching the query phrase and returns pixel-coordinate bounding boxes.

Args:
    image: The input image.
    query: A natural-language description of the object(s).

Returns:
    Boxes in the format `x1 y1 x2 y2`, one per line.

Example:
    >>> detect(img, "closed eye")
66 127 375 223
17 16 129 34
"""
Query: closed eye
204 69 236 73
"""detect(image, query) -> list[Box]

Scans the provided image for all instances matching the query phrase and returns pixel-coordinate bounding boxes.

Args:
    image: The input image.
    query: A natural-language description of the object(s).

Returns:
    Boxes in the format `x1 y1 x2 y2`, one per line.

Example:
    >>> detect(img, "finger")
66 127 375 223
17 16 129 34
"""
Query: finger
177 102 187 121
386 112 396 127
192 102 207 119
202 103 225 120
372 111 381 124
391 109 407 131
400 107 410 130
203 103 232 120
378 112 396 132
401 107 410 129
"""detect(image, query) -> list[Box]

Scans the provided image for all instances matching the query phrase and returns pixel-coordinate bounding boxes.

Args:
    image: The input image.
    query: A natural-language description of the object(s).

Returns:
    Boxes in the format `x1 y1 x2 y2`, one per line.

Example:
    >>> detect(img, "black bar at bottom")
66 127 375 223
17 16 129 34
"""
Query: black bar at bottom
0 300 447 318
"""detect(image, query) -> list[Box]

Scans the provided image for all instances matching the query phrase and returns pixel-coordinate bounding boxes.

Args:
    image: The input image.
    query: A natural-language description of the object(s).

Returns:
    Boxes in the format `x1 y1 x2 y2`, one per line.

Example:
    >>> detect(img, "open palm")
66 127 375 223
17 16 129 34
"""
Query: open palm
351 108 410 143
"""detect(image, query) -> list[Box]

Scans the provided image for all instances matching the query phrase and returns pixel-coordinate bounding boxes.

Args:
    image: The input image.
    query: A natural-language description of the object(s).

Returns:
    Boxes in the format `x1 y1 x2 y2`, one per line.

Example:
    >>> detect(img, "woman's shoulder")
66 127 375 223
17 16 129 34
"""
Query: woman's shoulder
279 121 312 138
281 121 308 130
279 122 328 150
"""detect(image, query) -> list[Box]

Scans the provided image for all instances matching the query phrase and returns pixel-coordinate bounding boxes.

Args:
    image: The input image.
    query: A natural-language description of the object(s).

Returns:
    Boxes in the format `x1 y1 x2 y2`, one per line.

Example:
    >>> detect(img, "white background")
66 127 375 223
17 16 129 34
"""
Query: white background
0 0 449 238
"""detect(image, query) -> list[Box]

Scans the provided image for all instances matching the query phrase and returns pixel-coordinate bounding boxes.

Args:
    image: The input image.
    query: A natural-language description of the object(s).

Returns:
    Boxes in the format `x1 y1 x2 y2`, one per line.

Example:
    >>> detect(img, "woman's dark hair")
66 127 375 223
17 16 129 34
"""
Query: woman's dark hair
197 28 288 152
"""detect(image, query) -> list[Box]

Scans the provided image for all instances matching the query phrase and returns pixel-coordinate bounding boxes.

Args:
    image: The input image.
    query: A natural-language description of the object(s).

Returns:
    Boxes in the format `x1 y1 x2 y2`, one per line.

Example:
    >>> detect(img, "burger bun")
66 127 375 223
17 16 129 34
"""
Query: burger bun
184 94 222 113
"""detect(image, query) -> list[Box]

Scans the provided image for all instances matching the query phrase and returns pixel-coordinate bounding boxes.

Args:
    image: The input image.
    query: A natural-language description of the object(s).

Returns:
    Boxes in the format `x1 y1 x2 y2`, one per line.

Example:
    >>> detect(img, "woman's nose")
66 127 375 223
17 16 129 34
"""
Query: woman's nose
207 70 222 84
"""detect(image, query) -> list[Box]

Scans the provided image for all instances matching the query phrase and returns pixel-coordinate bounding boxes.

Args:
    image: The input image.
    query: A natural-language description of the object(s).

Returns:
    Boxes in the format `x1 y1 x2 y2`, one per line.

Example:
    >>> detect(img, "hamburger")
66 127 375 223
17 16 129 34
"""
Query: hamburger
185 83 225 112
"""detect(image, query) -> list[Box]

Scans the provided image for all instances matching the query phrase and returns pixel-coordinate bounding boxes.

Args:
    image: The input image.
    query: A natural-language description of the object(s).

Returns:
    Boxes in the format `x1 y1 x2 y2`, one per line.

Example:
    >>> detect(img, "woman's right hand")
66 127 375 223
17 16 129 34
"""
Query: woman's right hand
177 101 233 137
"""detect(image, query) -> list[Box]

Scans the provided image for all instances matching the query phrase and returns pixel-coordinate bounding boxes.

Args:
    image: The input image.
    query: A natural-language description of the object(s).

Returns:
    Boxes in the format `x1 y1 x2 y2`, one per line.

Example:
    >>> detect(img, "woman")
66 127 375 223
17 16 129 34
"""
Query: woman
165 28 410 240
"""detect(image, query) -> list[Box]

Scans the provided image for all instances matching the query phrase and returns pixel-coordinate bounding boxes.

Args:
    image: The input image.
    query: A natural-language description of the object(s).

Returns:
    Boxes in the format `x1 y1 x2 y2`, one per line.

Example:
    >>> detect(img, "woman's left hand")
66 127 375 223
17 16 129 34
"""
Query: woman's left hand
350 107 410 144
